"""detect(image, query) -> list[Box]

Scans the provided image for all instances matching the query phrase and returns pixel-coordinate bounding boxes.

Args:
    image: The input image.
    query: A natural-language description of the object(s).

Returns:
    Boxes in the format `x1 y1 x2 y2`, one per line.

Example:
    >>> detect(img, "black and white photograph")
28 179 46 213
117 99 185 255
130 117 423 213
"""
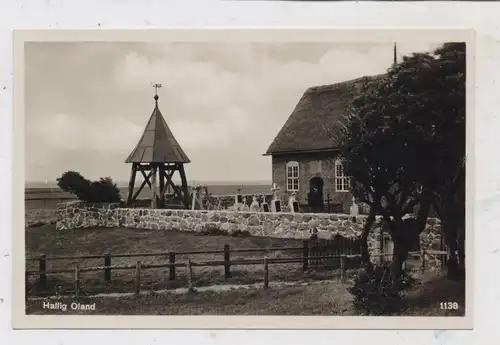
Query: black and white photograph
14 29 472 329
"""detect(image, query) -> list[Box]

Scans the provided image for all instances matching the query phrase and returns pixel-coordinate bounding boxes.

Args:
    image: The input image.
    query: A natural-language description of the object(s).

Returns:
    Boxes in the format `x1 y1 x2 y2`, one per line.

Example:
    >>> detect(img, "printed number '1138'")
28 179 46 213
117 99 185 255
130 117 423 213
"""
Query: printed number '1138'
440 302 459 310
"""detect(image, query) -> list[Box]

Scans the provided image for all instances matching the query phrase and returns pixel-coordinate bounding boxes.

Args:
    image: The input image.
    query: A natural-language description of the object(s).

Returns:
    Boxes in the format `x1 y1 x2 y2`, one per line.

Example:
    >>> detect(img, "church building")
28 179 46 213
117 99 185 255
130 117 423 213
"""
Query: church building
265 44 397 213
264 75 379 213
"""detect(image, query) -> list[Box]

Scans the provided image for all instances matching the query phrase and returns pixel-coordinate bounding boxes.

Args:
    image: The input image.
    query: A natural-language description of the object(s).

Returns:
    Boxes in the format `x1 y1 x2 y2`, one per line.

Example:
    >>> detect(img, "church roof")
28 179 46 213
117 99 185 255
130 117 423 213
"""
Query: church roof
265 74 384 155
125 96 191 164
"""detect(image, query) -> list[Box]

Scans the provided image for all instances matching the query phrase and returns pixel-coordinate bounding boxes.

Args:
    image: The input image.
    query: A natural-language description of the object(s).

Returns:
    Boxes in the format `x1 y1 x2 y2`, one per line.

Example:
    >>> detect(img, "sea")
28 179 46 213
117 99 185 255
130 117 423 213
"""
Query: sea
25 180 272 210
26 181 271 199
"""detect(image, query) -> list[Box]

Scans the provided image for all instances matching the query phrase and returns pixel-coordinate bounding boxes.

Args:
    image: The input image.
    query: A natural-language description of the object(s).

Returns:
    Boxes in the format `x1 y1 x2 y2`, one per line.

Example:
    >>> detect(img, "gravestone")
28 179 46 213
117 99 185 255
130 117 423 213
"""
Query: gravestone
273 200 282 212
349 196 359 216
191 185 205 210
261 195 270 212
250 195 260 212
235 188 243 204
191 187 198 210
288 192 299 213
271 183 281 213
240 198 250 212
234 188 243 211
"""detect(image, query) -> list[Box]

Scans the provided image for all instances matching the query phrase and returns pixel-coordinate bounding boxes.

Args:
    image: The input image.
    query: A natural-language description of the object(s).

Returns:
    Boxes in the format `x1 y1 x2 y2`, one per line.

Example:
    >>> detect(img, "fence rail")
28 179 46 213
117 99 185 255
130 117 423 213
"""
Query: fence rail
26 238 360 286
26 238 362 297
26 246 304 261
26 254 363 275
26 254 359 298
25 238 446 299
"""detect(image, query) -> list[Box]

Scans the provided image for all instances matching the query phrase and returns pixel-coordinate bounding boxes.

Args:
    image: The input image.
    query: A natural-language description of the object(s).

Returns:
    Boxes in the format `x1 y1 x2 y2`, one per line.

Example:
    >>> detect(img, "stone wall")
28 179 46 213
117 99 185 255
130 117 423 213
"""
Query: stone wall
56 202 443 268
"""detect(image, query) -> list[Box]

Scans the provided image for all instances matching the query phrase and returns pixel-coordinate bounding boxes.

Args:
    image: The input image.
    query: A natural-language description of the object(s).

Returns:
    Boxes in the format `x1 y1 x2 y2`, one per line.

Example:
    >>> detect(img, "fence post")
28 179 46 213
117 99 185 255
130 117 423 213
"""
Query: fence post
263 257 269 289
74 263 80 297
340 255 346 282
187 260 194 292
302 240 309 271
104 254 111 281
135 261 141 296
169 252 176 281
224 244 231 279
39 254 47 286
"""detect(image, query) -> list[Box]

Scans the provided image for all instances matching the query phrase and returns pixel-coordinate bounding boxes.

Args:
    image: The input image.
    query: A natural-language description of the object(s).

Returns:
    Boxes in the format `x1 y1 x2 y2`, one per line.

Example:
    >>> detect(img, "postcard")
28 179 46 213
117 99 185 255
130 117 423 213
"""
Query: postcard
13 28 474 329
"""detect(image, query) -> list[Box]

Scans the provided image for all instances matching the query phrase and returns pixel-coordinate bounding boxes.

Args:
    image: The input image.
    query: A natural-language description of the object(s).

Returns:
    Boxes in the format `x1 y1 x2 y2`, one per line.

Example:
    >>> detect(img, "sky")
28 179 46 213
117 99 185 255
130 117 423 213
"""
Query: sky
24 40 442 185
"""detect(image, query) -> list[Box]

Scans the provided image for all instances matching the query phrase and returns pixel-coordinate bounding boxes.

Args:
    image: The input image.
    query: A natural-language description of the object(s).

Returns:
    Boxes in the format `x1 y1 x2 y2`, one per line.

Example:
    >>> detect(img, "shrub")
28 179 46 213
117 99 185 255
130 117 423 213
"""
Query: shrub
57 171 122 203
197 225 227 236
347 264 416 316
89 177 122 203
56 171 92 201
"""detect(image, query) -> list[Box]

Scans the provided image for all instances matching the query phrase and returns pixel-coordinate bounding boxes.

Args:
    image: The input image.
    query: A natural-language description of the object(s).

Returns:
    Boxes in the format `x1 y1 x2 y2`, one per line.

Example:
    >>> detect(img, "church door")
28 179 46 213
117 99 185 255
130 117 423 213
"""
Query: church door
308 177 324 212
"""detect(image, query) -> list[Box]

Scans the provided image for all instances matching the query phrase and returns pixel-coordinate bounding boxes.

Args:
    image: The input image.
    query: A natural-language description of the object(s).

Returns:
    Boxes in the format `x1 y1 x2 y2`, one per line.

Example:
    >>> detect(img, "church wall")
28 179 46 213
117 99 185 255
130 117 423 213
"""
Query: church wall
271 152 353 213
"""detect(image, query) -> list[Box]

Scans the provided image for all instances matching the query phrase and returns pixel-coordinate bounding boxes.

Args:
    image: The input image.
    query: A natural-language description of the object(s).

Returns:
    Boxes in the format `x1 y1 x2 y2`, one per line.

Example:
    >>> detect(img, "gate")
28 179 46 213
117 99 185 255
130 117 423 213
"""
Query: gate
308 234 362 269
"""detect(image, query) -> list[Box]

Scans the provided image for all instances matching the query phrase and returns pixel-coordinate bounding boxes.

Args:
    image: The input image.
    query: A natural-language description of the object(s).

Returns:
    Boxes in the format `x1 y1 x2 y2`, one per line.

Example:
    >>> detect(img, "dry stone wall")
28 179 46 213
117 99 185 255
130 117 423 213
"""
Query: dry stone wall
56 201 443 268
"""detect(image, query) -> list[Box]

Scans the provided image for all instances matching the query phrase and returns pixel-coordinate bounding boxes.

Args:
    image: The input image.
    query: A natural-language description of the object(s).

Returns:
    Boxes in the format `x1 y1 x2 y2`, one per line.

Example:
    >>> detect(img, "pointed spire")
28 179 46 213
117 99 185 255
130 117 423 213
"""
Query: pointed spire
393 41 397 67
125 84 191 164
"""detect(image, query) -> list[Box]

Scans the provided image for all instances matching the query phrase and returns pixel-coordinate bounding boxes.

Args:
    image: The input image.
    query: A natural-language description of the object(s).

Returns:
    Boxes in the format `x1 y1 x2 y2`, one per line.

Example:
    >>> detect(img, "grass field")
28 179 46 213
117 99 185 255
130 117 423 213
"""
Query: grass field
25 223 465 316
26 224 352 297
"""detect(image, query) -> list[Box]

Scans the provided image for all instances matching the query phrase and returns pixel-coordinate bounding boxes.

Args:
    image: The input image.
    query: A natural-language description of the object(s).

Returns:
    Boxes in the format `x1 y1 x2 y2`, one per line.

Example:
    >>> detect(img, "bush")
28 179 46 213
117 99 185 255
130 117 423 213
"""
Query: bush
89 177 122 203
56 171 92 201
347 264 416 315
57 171 122 203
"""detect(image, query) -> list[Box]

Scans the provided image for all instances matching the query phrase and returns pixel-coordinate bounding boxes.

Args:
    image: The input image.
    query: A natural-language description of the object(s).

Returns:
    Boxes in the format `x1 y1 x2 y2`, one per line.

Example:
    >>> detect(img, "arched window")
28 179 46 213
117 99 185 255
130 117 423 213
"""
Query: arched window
286 161 299 192
334 159 350 192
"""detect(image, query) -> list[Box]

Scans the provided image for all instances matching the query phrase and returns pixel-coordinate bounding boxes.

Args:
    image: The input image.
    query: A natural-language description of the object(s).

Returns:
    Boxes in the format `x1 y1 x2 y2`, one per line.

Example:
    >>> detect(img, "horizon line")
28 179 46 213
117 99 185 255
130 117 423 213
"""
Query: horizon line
25 179 273 185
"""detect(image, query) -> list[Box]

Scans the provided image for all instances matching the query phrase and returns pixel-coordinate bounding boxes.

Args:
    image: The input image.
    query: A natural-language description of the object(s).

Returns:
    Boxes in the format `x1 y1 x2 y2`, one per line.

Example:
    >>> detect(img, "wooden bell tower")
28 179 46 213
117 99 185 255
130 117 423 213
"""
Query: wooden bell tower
125 84 191 209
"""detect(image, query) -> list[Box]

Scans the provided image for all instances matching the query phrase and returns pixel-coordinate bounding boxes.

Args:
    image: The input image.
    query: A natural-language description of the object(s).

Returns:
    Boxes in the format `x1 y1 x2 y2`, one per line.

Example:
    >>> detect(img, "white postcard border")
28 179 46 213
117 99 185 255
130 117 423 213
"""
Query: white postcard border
12 28 475 330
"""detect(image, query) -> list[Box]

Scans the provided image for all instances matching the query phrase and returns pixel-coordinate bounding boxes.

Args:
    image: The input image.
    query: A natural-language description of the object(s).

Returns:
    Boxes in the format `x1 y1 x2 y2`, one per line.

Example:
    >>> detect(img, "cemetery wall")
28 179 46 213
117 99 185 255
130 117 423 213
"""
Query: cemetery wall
56 201 443 268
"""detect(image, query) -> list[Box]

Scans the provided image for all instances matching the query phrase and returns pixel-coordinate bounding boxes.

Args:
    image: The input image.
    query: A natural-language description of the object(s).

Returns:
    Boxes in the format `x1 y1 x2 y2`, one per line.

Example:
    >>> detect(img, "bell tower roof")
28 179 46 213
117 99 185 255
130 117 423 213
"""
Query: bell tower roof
125 87 191 164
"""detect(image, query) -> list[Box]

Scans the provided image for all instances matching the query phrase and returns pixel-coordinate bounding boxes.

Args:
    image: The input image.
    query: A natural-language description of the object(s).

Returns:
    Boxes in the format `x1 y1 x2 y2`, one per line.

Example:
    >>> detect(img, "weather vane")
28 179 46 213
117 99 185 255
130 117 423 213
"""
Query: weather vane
152 83 162 96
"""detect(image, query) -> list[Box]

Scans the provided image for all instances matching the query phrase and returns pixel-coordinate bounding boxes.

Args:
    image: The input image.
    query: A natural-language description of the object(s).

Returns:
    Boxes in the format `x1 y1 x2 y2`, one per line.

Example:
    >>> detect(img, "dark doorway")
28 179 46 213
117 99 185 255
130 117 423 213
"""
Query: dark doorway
308 177 324 212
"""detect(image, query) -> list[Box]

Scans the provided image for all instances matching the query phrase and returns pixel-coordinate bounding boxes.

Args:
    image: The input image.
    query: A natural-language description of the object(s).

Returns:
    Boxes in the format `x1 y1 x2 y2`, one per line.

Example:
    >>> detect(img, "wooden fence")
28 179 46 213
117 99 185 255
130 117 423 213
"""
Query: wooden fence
27 240 355 281
25 241 445 299
26 237 362 297
26 253 360 298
